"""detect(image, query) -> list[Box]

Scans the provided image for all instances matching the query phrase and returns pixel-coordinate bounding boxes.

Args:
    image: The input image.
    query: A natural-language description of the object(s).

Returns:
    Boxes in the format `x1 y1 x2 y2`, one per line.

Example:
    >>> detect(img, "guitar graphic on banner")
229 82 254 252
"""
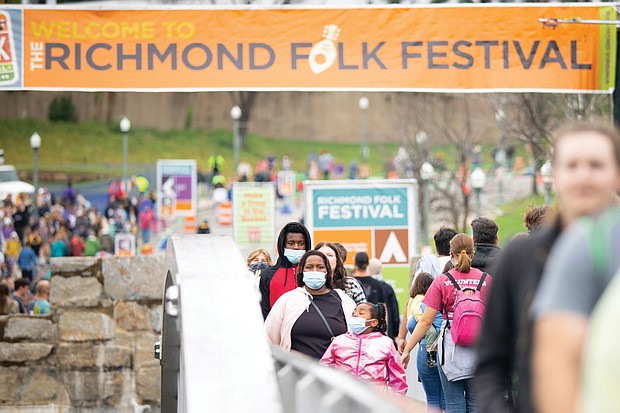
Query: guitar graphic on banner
309 24 341 75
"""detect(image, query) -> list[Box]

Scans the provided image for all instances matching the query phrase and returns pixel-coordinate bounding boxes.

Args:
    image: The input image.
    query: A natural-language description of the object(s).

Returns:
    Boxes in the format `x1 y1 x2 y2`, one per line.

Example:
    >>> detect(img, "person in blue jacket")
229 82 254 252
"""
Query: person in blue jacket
17 243 38 283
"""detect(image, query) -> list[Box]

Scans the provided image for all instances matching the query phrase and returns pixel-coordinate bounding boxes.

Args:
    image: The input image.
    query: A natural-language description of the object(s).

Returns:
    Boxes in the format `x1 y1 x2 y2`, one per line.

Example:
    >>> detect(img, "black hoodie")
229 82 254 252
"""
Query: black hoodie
475 223 561 413
259 222 311 319
471 243 501 274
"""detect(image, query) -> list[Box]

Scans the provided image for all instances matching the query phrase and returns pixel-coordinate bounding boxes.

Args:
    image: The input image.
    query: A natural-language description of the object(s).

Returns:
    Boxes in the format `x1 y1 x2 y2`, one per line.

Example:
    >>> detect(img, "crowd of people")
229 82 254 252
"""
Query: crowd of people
201 148 374 205
245 120 620 413
0 176 157 315
1 120 618 413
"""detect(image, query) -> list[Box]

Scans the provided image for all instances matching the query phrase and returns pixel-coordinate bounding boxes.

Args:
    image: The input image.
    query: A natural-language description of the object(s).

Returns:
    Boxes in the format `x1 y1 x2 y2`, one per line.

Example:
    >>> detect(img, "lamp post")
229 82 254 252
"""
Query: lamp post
231 105 242 175
541 160 553 205
119 117 131 192
416 130 428 148
471 167 487 218
420 161 435 248
30 132 41 203
416 131 428 144
358 97 369 163
416 130 428 167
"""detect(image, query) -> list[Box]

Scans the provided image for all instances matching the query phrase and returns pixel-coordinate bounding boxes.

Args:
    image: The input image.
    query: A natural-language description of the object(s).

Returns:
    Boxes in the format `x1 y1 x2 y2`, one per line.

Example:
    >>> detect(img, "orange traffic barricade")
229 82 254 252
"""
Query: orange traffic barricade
218 201 233 225
140 243 153 255
183 216 198 234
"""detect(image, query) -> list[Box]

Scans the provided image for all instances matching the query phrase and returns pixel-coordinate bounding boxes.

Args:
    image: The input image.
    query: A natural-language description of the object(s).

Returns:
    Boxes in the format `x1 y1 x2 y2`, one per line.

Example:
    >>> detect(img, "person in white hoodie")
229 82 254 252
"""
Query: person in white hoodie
265 250 355 359
398 227 457 352
414 227 457 278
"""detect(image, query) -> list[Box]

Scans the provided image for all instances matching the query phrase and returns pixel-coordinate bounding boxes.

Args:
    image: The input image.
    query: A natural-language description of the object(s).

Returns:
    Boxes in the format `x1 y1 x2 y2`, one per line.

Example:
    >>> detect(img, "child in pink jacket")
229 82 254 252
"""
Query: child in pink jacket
320 302 408 396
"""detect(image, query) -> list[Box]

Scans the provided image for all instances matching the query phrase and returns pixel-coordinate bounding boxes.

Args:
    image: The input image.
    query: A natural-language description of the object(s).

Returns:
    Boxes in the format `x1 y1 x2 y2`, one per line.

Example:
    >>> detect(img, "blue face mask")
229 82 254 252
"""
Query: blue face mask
348 316 372 335
303 271 327 290
249 262 269 273
284 248 305 264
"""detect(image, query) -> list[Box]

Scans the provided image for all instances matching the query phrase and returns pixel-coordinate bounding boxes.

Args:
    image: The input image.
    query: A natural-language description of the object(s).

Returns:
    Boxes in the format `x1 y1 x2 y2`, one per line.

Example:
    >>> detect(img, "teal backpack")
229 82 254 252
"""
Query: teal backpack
582 206 619 278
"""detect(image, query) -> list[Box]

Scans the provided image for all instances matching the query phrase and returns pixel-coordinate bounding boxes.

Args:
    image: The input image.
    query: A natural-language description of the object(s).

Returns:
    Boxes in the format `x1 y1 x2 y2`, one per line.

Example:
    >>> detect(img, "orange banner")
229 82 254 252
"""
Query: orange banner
5 5 617 91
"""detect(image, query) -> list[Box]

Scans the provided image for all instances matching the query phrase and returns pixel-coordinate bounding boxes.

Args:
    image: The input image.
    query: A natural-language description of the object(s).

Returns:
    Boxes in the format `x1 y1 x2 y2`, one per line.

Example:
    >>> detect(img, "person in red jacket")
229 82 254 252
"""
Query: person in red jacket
69 233 85 257
259 222 311 319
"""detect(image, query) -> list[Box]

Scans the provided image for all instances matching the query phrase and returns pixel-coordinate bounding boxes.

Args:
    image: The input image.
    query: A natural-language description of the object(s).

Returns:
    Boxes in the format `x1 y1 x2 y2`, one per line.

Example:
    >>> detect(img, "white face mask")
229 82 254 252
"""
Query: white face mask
284 248 305 264
348 317 372 335
303 271 327 290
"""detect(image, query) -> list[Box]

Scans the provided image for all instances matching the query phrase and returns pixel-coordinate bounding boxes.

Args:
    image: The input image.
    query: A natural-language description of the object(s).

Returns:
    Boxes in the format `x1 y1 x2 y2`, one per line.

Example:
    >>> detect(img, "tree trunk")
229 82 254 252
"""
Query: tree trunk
461 192 470 233
229 91 258 150
105 92 116 124
239 113 250 149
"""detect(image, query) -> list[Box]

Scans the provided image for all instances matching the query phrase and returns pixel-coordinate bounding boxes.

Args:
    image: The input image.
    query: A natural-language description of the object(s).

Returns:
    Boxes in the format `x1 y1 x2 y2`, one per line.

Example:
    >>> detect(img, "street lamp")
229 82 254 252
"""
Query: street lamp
30 132 41 203
471 167 487 218
420 161 435 247
119 117 131 192
231 105 242 175
540 160 553 205
416 130 428 163
416 130 428 146
358 97 369 163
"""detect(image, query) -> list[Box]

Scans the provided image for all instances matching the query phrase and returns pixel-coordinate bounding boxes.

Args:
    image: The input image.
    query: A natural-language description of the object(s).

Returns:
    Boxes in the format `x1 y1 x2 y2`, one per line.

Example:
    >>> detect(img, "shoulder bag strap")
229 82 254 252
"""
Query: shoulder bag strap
440 321 449 366
476 273 488 291
444 271 461 291
309 297 336 339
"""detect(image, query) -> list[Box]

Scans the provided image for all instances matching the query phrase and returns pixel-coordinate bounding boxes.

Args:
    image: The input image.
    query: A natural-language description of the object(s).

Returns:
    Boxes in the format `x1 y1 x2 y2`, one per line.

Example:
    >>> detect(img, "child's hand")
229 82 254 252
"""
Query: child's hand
401 351 410 369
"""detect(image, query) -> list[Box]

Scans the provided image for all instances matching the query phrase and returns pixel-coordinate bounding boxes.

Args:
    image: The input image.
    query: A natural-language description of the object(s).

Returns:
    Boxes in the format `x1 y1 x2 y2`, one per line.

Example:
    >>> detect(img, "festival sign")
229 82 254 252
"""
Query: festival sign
277 170 296 198
114 233 136 257
156 159 197 219
0 4 615 92
305 179 418 311
232 182 276 250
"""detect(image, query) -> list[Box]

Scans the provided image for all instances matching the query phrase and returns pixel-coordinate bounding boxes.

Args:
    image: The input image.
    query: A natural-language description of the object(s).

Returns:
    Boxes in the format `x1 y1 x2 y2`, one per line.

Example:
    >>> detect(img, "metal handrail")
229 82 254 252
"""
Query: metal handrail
271 346 411 413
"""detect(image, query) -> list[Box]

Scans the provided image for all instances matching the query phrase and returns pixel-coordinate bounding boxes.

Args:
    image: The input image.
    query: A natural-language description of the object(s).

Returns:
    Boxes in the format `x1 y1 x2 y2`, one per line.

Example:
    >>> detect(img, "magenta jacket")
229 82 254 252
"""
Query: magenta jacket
320 331 408 396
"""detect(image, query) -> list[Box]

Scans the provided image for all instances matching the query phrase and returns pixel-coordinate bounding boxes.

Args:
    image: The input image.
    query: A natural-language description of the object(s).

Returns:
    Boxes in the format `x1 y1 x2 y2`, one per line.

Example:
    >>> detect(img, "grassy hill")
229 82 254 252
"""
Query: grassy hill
495 194 547 245
1 119 400 180
2 119 531 179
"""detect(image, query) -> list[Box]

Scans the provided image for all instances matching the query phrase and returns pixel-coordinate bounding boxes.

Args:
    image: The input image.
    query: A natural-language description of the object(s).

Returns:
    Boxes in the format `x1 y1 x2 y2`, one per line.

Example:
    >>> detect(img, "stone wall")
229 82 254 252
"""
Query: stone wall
0 256 165 413
0 91 499 144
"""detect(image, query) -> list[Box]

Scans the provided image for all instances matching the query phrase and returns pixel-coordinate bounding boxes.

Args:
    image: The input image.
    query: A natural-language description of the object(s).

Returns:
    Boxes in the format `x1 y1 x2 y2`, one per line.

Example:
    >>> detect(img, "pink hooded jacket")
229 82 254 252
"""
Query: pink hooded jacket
320 331 408 396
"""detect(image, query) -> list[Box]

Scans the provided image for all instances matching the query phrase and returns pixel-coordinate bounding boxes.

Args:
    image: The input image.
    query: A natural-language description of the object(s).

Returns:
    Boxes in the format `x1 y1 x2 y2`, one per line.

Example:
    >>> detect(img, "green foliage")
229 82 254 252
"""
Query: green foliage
48 95 78 123
494 194 547 246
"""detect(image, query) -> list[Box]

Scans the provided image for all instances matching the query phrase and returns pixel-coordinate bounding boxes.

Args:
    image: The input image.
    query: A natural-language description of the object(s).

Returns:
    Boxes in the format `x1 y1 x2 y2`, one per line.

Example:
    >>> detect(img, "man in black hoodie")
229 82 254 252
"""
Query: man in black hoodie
470 217 501 273
259 222 311 319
